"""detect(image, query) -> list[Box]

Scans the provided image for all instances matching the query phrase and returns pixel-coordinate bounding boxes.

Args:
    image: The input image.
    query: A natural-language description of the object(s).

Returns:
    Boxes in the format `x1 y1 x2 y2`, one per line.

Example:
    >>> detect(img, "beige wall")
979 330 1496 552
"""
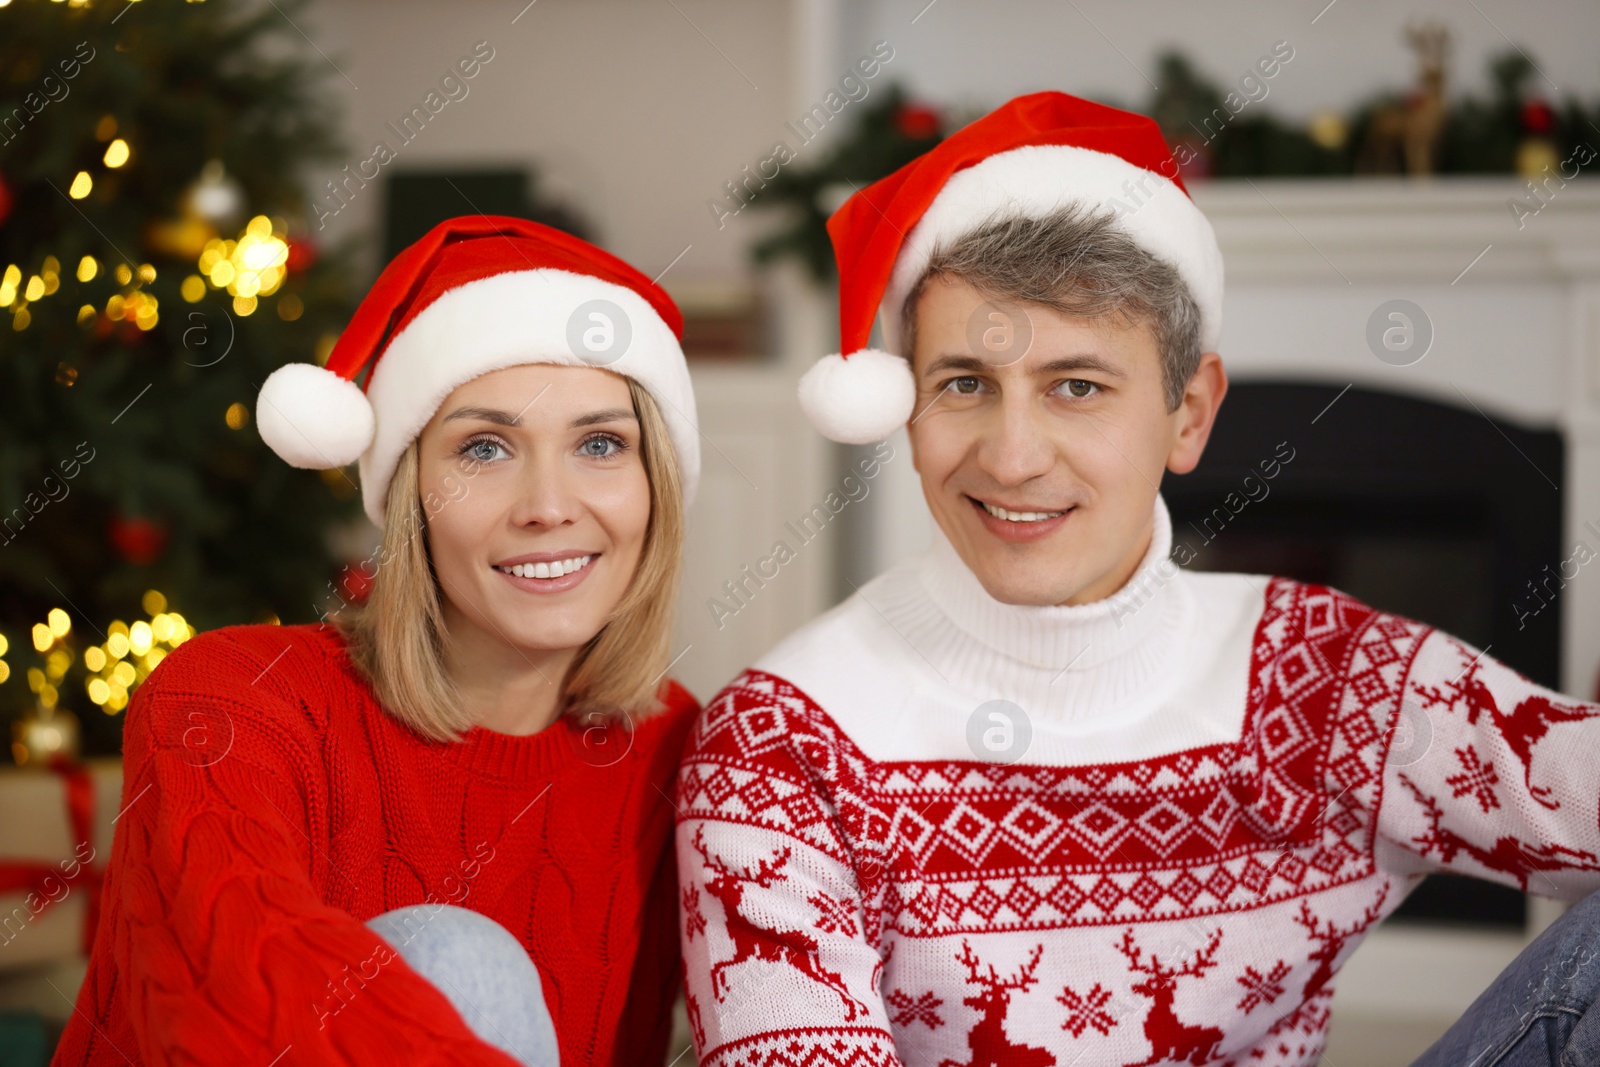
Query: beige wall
301 0 1600 291
303 0 797 287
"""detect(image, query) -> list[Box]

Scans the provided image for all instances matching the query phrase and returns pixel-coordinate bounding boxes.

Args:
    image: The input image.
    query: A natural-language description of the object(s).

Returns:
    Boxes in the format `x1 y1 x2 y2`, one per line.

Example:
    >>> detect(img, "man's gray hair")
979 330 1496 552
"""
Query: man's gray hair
899 201 1203 412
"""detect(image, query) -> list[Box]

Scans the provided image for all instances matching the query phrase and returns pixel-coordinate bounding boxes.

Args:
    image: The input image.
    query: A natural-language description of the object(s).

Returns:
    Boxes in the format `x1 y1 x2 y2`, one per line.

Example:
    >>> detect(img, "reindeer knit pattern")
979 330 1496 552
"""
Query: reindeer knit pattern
675 495 1600 1067
53 622 698 1067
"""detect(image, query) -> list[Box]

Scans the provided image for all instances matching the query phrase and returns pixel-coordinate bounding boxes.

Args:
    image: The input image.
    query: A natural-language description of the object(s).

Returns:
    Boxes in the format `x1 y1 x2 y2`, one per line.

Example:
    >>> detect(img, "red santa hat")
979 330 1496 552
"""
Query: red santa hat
799 90 1224 444
255 215 700 526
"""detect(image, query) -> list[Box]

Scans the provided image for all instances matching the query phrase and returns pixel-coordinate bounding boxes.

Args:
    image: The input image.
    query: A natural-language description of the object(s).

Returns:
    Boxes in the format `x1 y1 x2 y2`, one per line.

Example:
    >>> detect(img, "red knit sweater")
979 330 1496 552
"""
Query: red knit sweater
50 621 699 1067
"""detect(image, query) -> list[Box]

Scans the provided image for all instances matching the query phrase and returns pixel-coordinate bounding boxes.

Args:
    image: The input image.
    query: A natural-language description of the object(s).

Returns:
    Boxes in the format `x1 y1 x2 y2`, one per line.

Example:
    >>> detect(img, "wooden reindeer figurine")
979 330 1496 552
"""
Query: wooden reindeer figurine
939 940 1056 1067
1117 927 1226 1067
1356 19 1451 175
690 826 868 1020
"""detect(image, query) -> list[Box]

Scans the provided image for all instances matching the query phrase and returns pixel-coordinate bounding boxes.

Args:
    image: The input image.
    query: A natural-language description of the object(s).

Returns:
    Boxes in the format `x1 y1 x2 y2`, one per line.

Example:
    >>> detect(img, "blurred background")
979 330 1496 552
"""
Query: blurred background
2 0 1599 1062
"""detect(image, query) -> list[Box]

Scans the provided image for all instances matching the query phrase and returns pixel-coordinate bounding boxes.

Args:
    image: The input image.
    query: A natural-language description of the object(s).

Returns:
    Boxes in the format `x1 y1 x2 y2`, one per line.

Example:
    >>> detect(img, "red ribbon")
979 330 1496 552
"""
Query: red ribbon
0 757 103 956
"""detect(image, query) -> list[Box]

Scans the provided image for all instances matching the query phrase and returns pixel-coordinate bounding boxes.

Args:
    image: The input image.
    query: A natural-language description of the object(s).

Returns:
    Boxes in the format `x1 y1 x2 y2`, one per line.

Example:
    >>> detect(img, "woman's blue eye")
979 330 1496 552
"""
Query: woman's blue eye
580 433 627 458
457 436 507 464
1057 379 1098 399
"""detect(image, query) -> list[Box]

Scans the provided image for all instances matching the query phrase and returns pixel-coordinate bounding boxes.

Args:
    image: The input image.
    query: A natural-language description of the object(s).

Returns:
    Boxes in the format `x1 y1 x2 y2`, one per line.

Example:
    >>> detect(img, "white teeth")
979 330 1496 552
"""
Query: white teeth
495 555 594 579
982 501 1067 523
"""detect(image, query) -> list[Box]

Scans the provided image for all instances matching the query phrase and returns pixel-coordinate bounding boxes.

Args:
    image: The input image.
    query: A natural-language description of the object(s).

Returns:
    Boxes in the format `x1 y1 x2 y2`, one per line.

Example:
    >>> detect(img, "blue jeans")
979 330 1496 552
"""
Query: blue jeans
1410 889 1600 1066
365 903 560 1066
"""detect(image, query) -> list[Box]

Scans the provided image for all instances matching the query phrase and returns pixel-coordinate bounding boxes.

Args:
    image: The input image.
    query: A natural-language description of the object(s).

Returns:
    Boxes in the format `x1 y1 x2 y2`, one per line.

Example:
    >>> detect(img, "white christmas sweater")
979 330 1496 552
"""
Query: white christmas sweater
674 493 1600 1067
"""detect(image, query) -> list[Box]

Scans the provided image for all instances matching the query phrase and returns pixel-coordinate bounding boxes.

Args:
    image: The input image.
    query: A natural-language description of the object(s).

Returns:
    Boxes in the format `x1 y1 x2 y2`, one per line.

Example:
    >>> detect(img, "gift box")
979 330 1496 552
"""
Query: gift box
0 758 121 973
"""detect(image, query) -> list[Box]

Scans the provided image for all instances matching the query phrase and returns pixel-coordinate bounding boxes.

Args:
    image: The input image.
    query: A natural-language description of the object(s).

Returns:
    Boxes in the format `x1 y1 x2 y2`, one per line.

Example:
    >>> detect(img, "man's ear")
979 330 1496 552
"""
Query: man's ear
1166 352 1227 476
904 320 922 476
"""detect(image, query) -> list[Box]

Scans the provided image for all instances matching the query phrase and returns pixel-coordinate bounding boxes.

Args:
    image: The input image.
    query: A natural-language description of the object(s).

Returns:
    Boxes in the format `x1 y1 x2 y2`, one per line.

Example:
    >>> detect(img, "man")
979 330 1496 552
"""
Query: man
675 91 1600 1067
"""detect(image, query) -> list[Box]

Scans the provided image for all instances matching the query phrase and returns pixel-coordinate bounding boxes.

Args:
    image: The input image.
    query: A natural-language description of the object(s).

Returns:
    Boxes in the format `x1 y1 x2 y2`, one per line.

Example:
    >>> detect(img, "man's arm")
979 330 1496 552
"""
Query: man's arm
1378 626 1600 900
674 671 904 1067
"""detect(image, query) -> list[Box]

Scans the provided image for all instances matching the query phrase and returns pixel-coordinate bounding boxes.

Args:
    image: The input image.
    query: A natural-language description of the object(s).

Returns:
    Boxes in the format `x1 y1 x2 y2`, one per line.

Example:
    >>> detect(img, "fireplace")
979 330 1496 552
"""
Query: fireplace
1164 379 1565 929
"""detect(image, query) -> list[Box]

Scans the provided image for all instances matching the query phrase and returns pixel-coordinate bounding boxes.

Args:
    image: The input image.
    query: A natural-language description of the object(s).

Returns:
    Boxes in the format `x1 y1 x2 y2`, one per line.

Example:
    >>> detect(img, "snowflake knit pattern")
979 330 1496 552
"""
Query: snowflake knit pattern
53 621 698 1067
675 493 1600 1066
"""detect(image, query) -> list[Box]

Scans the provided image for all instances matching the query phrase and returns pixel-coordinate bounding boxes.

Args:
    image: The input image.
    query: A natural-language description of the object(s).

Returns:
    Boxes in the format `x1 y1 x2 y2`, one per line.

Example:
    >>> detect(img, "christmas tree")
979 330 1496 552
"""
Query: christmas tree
0 0 364 756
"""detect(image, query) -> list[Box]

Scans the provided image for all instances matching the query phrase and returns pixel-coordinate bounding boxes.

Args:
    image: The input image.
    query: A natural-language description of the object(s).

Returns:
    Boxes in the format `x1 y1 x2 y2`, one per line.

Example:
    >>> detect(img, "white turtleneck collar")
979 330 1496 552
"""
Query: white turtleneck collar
916 493 1180 676
756 490 1268 763
885 492 1198 734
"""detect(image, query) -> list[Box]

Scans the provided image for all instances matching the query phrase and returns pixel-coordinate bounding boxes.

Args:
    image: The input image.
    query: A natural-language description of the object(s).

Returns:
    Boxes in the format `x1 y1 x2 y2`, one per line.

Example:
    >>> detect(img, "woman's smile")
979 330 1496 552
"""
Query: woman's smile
491 551 600 594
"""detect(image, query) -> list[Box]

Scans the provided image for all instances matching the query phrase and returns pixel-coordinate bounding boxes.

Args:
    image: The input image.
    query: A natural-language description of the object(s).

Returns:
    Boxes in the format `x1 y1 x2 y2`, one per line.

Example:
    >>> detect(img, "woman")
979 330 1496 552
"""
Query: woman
51 216 703 1067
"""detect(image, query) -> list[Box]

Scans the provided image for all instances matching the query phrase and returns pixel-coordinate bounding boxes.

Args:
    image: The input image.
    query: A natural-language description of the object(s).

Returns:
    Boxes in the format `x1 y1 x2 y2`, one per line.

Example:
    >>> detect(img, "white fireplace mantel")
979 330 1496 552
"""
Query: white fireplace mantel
1188 177 1600 428
1193 176 1600 287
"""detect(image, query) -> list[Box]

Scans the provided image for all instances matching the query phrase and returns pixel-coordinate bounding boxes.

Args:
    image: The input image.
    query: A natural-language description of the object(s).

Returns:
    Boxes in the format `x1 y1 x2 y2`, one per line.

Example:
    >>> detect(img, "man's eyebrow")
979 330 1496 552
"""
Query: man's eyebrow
921 353 1128 378
440 405 639 429
1037 355 1128 378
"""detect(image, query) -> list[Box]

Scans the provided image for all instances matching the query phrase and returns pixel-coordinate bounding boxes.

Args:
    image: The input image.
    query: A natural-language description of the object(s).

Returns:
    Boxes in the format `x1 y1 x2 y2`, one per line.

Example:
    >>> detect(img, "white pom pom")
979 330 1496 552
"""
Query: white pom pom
255 362 375 469
796 349 915 444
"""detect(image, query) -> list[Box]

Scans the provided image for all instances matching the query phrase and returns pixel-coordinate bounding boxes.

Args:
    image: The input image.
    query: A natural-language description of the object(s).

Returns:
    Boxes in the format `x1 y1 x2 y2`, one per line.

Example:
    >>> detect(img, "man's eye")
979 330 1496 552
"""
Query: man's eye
948 376 982 395
1058 379 1098 399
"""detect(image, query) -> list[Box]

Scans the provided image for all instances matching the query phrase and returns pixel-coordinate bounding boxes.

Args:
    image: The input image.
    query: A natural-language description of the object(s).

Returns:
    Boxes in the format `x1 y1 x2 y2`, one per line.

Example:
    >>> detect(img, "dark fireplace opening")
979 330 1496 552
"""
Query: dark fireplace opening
1163 380 1565 931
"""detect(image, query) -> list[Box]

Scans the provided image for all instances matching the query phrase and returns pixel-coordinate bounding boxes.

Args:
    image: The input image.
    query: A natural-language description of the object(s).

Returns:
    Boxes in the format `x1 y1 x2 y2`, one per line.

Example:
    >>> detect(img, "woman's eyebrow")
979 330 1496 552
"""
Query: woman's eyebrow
571 407 638 428
442 405 522 427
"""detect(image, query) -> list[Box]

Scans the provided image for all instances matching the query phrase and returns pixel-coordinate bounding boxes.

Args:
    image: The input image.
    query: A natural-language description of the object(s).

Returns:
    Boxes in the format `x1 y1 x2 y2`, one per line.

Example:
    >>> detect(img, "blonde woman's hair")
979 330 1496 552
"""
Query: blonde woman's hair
331 376 685 743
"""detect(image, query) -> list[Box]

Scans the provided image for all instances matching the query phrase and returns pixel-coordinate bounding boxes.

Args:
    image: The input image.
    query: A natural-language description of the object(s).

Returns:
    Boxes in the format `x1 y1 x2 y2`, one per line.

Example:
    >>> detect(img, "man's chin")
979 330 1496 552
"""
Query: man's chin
968 566 1082 609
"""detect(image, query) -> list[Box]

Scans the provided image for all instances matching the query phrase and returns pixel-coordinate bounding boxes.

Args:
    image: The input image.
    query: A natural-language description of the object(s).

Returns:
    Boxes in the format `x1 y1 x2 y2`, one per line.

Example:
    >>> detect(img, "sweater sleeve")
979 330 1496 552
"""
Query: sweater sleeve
674 671 904 1067
110 630 527 1066
611 685 702 1067
1376 625 1600 901
614 817 683 1067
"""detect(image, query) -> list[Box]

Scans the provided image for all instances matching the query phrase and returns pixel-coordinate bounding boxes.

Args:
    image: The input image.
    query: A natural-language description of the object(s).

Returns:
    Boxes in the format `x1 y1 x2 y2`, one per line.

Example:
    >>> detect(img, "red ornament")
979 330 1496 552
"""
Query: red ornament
108 513 170 565
0 167 12 228
894 103 942 141
1520 98 1555 135
285 236 317 273
336 562 374 606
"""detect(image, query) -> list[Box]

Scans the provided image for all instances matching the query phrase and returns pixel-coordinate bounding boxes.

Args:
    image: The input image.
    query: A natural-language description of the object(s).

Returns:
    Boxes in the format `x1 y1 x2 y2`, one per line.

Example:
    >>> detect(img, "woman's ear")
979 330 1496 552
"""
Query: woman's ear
1166 351 1227 476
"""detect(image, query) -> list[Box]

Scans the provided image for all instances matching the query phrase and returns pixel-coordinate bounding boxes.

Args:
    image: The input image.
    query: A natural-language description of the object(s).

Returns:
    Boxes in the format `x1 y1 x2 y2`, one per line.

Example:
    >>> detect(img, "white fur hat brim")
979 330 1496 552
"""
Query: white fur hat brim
360 269 701 527
255 268 701 527
880 143 1224 355
799 143 1223 445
